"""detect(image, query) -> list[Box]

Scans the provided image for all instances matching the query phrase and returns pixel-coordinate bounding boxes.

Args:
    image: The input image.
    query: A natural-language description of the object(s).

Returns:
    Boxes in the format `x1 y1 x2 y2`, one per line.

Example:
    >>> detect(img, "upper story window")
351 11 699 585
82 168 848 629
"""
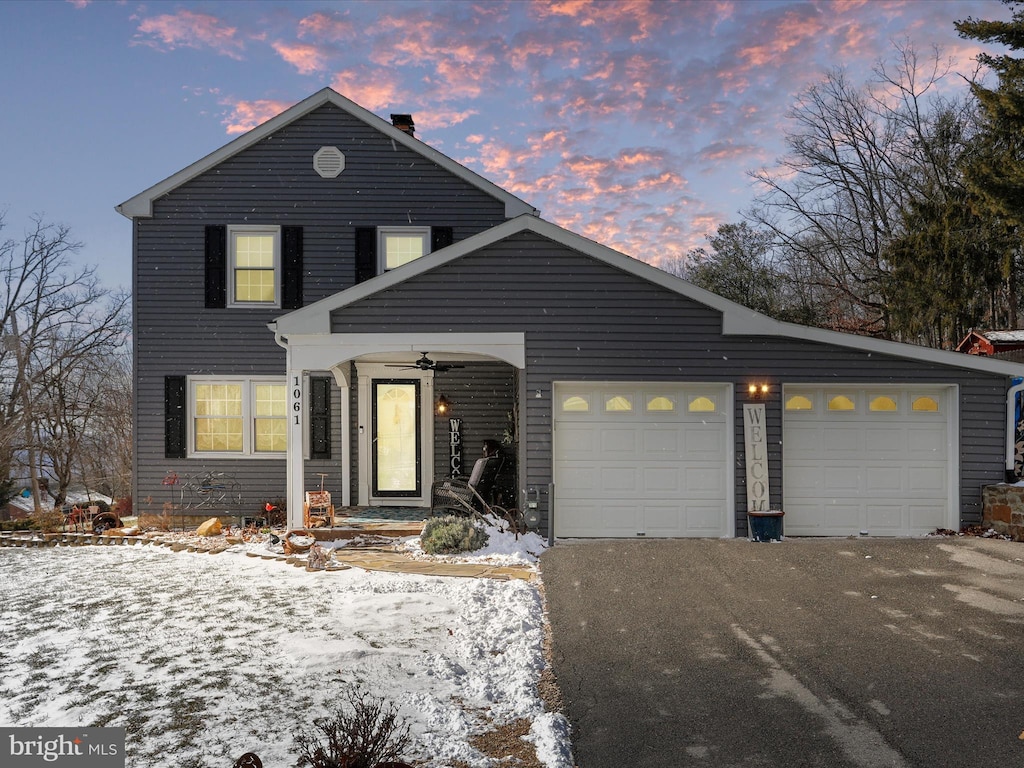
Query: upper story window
229 226 280 307
355 225 452 284
378 227 431 271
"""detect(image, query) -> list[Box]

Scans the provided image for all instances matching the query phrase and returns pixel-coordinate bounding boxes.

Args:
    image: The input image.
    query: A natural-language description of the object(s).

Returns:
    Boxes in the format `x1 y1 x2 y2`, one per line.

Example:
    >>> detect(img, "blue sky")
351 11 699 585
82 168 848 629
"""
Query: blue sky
0 0 1008 291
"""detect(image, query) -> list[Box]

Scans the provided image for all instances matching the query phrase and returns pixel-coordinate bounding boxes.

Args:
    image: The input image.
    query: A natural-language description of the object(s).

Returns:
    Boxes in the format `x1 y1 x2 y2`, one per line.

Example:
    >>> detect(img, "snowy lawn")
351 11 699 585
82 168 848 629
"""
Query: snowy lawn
0 529 572 768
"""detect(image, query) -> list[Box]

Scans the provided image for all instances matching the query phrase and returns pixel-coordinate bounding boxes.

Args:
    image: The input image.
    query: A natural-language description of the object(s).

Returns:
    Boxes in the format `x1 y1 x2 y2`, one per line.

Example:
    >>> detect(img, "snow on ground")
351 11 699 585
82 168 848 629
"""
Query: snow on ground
0 527 572 768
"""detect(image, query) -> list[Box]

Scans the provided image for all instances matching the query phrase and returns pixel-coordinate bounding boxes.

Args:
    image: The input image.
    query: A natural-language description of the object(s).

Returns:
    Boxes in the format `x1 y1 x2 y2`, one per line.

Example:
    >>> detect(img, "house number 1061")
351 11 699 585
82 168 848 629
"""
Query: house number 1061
293 376 301 424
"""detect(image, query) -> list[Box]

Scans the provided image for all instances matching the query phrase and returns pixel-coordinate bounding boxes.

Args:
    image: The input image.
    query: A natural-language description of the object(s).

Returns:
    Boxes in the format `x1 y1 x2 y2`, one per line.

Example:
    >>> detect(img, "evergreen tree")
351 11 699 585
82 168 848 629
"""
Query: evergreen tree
956 1 1024 227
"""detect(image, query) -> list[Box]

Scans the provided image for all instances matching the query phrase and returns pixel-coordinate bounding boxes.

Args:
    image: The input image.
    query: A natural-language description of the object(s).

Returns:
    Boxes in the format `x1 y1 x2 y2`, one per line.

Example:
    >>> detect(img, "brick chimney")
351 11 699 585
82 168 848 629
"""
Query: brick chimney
390 114 415 137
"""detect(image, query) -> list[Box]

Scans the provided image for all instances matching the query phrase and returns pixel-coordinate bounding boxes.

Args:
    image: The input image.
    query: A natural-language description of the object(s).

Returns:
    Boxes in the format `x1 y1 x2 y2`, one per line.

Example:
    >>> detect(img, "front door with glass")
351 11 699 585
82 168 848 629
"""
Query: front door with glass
371 380 421 497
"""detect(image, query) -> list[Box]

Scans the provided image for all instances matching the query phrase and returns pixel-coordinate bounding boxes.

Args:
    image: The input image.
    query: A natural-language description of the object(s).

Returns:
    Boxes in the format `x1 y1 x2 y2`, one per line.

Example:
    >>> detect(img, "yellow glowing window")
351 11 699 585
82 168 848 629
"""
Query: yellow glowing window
785 395 813 411
688 396 716 412
869 396 898 412
912 396 939 412
191 379 287 455
647 396 676 412
605 395 633 412
194 383 243 452
562 396 590 412
253 384 287 453
828 395 855 411
380 227 430 270
231 230 278 304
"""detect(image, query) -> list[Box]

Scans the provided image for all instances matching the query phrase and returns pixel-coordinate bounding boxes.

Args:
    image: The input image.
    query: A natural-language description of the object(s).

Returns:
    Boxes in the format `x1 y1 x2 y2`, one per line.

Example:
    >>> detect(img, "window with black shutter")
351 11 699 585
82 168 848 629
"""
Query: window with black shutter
356 225 454 282
431 226 454 251
309 376 332 460
204 226 227 308
355 227 377 284
281 226 304 309
165 376 187 459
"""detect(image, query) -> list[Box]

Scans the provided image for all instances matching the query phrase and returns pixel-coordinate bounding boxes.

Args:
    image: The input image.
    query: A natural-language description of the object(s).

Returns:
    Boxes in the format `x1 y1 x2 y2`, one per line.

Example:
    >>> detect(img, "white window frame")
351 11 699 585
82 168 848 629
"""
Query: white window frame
228 225 281 308
377 226 431 272
188 376 287 458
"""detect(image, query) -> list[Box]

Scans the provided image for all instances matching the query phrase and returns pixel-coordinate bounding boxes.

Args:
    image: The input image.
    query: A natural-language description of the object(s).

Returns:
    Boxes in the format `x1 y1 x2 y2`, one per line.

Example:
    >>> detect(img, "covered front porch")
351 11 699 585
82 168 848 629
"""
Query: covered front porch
272 331 527 531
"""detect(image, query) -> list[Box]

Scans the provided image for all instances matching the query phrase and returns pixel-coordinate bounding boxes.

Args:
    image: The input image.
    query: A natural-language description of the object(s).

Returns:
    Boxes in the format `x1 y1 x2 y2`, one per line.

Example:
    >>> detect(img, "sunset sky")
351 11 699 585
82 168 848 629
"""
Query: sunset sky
0 0 1010 290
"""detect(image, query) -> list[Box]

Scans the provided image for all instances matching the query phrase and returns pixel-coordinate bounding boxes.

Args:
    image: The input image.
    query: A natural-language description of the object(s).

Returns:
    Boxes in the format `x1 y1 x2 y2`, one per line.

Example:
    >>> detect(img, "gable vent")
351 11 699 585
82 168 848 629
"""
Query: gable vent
313 146 345 178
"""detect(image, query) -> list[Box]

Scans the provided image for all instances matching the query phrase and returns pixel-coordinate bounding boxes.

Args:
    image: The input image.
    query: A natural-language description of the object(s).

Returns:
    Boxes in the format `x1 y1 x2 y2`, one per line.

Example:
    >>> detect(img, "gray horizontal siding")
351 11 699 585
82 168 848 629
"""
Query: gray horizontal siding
330 232 1012 533
428 361 516 491
133 103 509 511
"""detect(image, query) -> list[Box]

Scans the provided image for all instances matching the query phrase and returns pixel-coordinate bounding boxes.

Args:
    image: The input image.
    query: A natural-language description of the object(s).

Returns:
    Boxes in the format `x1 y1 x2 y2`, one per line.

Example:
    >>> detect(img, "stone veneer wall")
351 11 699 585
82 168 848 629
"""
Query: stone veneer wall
982 484 1024 541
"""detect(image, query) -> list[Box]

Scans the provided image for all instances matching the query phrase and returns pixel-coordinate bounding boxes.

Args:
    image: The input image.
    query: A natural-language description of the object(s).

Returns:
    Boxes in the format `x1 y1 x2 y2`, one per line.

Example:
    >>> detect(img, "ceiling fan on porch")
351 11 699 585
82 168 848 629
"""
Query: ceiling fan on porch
385 352 465 373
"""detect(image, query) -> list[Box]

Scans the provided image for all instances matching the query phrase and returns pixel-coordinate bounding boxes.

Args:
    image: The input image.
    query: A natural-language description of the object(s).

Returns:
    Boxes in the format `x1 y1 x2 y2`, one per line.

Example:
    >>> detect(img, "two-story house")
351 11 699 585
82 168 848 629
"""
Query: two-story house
119 87 1023 538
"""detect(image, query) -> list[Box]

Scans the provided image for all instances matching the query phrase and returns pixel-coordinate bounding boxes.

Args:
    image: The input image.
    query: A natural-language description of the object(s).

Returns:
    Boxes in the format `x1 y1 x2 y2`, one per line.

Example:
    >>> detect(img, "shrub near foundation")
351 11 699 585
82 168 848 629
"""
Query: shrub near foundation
420 515 489 555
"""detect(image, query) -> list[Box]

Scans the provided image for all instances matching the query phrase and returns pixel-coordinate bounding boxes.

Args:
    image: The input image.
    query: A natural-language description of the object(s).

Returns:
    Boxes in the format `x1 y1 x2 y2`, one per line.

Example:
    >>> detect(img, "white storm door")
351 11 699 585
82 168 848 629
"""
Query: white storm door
357 364 434 506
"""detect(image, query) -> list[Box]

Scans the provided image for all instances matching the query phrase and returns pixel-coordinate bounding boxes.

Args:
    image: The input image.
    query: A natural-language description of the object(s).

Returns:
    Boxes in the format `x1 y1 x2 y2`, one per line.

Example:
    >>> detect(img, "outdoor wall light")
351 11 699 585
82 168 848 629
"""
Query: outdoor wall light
436 394 451 415
748 383 770 399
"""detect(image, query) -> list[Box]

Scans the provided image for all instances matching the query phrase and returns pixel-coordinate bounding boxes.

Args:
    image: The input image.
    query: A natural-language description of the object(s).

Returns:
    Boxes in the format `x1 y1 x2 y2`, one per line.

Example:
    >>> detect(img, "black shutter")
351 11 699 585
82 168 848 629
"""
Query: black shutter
281 226 303 309
355 227 377 284
431 226 454 252
165 376 187 459
309 376 332 460
204 225 227 308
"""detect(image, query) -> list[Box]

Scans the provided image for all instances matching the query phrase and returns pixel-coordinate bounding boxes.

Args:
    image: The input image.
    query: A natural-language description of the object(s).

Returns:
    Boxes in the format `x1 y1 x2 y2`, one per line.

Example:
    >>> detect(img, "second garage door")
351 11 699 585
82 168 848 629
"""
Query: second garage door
782 385 956 536
552 383 733 537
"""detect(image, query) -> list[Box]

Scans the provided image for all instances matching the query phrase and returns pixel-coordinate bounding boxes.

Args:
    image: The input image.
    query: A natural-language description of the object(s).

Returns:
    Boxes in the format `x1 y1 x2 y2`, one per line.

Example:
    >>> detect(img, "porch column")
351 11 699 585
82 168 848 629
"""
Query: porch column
286 361 305 530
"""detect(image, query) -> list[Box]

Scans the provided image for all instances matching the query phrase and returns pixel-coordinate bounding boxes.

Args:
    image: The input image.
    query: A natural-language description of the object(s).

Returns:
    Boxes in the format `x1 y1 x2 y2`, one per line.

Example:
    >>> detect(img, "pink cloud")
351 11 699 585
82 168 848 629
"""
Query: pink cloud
220 98 295 135
297 11 355 42
66 0 90 8
364 14 504 102
330 70 404 112
133 9 246 60
698 141 759 163
737 9 825 68
532 0 669 43
414 108 478 131
272 41 329 75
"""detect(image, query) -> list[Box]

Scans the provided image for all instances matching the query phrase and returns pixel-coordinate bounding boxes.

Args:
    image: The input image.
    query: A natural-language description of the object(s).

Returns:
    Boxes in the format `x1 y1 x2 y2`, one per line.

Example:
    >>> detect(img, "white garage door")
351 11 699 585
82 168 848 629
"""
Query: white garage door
782 386 956 536
553 383 732 537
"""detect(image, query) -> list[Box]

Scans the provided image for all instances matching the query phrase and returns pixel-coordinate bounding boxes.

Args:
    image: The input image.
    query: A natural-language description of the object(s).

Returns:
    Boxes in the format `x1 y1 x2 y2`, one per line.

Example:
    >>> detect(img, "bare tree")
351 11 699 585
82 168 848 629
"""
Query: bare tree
0 213 130 511
77 350 132 501
748 42 977 339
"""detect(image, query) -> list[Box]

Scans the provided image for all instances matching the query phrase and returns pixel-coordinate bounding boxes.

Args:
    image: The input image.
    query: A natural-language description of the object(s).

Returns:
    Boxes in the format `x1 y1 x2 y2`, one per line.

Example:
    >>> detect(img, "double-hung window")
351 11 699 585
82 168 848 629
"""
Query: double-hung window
229 226 280 307
190 377 287 456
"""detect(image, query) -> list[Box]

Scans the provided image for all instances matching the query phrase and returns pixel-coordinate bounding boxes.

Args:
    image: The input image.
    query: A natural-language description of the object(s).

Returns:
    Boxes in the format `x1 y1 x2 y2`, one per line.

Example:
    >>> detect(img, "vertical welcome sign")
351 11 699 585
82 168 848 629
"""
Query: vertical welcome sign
449 418 463 478
743 404 770 511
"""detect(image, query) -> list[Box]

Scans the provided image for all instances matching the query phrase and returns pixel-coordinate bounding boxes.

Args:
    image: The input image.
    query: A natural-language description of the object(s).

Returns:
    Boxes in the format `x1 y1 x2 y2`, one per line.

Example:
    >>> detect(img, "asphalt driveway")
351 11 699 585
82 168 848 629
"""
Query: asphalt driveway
540 537 1024 768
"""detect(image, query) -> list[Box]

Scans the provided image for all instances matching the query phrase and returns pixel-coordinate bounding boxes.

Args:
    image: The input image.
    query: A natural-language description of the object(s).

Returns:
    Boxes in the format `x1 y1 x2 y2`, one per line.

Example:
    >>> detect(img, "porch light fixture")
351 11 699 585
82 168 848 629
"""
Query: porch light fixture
436 394 451 415
748 383 770 399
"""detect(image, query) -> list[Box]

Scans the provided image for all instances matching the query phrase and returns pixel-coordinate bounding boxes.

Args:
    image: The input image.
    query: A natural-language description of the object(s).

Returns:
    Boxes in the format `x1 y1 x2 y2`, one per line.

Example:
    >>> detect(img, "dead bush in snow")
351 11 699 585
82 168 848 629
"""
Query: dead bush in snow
293 685 412 768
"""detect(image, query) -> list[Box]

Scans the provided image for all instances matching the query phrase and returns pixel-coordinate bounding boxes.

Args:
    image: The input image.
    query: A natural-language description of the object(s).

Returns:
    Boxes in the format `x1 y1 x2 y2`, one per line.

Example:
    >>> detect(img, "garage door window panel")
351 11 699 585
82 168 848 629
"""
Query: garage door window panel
688 395 716 412
828 395 856 411
912 395 940 412
561 395 590 412
647 396 676 412
869 395 898 412
605 395 633 412
786 394 814 411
